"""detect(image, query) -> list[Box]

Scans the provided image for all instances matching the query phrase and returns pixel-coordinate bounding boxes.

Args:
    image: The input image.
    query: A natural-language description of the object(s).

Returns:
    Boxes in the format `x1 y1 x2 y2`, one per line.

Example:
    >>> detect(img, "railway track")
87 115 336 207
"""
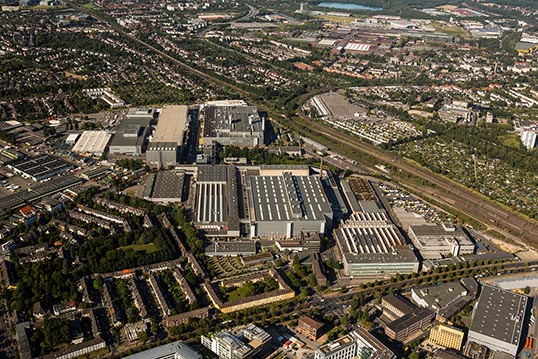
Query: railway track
293 115 538 247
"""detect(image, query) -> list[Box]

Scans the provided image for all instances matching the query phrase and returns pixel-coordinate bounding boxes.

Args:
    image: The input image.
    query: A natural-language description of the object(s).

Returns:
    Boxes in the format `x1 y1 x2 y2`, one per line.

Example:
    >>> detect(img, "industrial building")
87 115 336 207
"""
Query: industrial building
146 105 189 168
429 324 465 351
71 130 112 156
125 107 155 120
335 211 419 277
408 223 475 260
204 241 257 256
248 173 333 239
201 325 271 359
468 284 530 356
194 165 240 237
8 154 75 182
146 142 178 169
202 101 265 147
109 117 150 156
314 328 395 359
143 170 185 203
122 341 201 359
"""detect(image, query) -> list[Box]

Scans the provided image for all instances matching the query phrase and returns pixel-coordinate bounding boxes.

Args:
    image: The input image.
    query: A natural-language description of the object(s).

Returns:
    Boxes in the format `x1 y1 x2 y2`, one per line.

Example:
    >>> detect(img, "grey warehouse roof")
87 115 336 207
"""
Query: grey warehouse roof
249 173 332 222
469 284 529 347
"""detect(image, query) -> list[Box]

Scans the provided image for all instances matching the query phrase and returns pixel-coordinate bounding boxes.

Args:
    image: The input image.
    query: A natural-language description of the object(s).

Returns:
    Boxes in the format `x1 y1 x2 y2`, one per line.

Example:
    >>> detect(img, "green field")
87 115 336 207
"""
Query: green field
120 243 158 253
500 133 523 150
82 3 95 9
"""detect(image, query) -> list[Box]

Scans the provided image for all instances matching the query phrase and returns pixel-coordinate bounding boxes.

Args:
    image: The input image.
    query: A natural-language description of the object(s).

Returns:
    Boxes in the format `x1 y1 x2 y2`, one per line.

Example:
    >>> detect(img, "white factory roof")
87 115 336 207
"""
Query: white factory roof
71 131 112 155
153 105 188 146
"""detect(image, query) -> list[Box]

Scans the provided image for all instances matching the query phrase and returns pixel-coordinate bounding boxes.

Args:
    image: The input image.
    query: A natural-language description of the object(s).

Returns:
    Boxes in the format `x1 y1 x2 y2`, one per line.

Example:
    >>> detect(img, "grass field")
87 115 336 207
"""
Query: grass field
82 3 95 9
120 243 158 253
500 133 523 150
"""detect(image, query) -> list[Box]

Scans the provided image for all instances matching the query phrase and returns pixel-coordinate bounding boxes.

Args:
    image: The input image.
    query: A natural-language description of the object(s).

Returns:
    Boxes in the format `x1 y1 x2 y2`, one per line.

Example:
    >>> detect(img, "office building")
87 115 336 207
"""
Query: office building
122 341 201 359
411 281 468 315
248 173 333 238
430 324 465 351
201 325 271 359
297 316 324 341
521 127 538 150
381 294 416 321
468 285 530 356
408 223 475 260
384 308 434 342
335 211 418 277
315 328 395 359
202 101 265 147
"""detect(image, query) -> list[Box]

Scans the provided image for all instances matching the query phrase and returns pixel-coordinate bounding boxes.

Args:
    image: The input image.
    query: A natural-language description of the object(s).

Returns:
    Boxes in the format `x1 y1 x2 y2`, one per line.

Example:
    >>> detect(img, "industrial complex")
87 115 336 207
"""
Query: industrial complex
202 100 265 147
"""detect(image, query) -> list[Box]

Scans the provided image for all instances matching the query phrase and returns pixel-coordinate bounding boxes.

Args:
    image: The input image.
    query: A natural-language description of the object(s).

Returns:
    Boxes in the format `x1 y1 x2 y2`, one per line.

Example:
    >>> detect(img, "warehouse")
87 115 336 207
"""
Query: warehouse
468 284 530 356
248 173 333 239
335 210 419 277
8 154 75 182
408 223 475 259
146 142 178 169
143 170 185 203
193 165 240 237
146 105 189 168
202 102 265 147
109 117 150 156
71 131 112 156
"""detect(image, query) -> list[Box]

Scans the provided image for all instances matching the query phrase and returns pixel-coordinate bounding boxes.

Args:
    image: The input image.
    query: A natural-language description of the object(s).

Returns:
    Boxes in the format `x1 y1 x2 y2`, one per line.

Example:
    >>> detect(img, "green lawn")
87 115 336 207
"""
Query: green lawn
500 133 523 150
82 3 95 9
120 243 158 253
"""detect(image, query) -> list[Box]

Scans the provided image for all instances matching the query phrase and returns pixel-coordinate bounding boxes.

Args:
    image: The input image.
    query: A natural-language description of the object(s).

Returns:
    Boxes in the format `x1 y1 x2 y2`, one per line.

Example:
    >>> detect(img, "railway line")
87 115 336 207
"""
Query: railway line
293 114 538 247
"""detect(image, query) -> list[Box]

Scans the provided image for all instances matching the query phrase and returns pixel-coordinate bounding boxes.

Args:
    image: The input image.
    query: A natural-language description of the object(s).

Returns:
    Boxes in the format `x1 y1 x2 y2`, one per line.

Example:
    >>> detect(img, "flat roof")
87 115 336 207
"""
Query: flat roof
469 284 529 346
250 173 332 223
126 107 155 119
8 154 74 180
204 241 256 255
122 340 200 359
72 131 112 154
317 335 354 355
385 307 433 333
382 294 416 315
197 165 230 183
203 104 263 138
110 117 150 147
153 105 188 145
412 282 468 310
144 171 184 200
